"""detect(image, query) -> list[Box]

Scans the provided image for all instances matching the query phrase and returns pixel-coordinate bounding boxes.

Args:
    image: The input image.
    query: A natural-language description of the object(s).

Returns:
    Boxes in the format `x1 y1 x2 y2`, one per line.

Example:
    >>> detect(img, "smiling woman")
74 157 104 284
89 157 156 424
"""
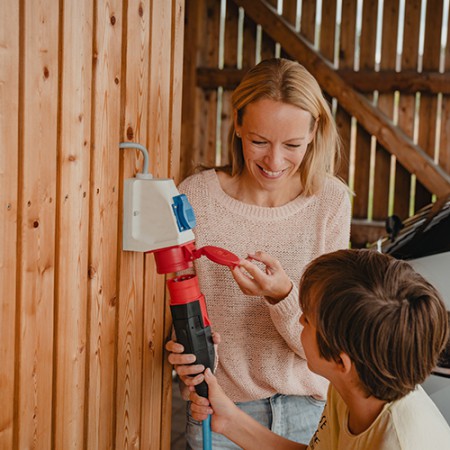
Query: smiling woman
226 98 315 207
166 58 352 449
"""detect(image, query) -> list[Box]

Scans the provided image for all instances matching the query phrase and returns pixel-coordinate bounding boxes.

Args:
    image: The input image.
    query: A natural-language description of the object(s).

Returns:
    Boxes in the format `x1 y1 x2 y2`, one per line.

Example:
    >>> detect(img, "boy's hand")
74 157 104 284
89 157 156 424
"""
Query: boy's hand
189 368 238 434
231 251 292 302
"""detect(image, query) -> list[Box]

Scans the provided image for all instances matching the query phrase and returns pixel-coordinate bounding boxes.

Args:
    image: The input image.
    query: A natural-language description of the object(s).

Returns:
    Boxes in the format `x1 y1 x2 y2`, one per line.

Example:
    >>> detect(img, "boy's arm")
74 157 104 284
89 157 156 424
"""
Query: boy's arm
190 368 308 450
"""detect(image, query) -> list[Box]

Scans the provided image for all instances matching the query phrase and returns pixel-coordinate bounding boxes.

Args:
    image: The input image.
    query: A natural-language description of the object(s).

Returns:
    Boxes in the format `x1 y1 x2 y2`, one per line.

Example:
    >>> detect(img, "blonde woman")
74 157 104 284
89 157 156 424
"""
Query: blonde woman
167 58 351 449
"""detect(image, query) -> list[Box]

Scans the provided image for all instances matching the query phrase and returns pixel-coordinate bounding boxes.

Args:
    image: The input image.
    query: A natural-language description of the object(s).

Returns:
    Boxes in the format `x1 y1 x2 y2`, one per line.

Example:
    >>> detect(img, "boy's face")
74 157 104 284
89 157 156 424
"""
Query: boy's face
300 312 324 376
299 289 334 378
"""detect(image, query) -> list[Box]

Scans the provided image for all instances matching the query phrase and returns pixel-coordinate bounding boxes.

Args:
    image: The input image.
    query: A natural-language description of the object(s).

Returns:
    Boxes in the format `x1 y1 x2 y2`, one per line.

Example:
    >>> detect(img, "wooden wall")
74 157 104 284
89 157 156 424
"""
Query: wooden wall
0 0 184 449
181 0 450 247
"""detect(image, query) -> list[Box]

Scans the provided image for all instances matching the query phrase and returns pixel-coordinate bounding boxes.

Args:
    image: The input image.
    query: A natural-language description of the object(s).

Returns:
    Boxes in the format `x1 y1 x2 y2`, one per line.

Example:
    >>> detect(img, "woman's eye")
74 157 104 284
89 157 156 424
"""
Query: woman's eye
286 143 302 149
252 140 267 146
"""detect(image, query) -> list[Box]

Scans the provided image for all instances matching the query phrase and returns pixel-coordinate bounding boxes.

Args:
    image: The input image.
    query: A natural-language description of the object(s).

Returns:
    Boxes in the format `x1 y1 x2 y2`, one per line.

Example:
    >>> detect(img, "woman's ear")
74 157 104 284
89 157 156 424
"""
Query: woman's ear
307 117 319 144
233 109 241 136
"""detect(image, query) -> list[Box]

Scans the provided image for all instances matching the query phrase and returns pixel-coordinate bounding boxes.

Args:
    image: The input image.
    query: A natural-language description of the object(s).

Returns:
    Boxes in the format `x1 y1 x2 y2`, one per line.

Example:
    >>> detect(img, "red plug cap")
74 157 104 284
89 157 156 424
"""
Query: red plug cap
194 246 240 268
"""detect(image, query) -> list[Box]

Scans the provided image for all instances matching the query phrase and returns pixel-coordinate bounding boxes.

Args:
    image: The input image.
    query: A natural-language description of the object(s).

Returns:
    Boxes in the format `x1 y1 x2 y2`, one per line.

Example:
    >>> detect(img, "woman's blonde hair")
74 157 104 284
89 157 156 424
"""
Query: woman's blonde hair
228 58 341 196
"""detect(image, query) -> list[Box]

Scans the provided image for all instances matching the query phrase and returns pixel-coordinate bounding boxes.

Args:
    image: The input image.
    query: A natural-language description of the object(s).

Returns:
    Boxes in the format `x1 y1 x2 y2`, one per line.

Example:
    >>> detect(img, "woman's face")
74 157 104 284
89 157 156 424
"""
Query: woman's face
235 98 317 194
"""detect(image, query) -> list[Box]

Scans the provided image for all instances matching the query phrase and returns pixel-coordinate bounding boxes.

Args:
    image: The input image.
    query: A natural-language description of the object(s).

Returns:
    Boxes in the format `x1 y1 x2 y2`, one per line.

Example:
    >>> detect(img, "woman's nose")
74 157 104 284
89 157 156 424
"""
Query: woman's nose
264 145 284 168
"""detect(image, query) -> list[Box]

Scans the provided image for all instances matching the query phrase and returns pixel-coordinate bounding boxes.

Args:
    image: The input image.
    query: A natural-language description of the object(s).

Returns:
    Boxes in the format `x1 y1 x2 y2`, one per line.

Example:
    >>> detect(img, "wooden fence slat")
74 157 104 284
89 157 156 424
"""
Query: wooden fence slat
54 1 93 448
115 0 150 448
181 0 203 178
242 6 257 69
86 0 123 448
300 0 316 44
140 1 176 448
260 0 278 61
280 0 299 59
415 0 443 210
352 0 378 220
395 0 422 218
440 6 450 173
161 2 186 447
373 0 400 220
18 1 59 448
320 0 337 64
220 2 240 164
224 0 239 67
335 0 358 187
0 0 19 448
141 257 166 450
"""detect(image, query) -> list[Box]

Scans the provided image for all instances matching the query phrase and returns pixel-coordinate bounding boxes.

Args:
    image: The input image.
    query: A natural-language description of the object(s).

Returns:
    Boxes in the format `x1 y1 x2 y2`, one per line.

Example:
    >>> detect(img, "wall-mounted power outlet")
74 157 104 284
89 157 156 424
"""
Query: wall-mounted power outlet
123 176 195 252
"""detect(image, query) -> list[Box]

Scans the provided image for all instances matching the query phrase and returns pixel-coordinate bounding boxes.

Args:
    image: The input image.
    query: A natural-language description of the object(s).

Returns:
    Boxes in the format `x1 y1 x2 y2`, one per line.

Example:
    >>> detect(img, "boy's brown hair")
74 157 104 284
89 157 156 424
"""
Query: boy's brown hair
299 248 449 402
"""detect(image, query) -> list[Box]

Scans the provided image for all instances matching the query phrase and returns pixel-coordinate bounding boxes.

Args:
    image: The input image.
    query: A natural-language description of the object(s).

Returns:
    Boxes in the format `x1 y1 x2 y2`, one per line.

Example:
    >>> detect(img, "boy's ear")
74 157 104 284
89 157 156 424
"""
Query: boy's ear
337 352 353 375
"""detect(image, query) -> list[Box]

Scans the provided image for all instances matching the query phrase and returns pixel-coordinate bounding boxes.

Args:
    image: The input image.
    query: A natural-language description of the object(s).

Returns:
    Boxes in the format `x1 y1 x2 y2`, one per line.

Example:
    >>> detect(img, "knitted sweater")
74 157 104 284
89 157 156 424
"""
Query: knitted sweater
178 169 351 402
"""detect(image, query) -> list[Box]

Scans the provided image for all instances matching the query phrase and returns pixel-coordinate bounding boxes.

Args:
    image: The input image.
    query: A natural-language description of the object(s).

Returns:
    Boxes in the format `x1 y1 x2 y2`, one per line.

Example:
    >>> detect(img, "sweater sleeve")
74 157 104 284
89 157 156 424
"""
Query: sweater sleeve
325 184 352 253
267 182 352 360
267 282 306 359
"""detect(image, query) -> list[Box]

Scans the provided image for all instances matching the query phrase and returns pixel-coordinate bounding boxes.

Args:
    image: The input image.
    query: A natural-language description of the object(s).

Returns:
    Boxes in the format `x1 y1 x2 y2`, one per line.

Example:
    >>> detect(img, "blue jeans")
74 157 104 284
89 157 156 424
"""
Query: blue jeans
186 394 325 449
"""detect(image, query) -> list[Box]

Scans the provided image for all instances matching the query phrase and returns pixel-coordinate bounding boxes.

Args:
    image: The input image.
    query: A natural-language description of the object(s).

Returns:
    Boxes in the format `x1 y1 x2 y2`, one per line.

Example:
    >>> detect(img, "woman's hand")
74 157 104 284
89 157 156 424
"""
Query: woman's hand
231 251 292 303
165 332 221 400
166 340 206 396
189 368 237 434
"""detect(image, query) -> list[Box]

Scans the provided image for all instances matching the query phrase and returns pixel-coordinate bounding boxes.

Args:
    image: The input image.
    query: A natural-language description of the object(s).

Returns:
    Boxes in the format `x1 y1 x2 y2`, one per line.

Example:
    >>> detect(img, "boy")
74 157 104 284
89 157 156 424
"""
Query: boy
189 249 450 449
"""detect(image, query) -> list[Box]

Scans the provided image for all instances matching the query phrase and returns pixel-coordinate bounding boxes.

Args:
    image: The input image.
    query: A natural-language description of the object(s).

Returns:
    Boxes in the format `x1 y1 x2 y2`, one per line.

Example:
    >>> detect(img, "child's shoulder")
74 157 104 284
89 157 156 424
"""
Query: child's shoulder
387 386 450 447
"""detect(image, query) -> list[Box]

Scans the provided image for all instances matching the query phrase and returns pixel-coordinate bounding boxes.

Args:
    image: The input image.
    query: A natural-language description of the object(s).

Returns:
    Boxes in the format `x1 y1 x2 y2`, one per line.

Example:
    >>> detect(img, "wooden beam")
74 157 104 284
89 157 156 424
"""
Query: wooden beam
339 69 450 95
350 219 386 249
231 0 450 198
196 67 450 95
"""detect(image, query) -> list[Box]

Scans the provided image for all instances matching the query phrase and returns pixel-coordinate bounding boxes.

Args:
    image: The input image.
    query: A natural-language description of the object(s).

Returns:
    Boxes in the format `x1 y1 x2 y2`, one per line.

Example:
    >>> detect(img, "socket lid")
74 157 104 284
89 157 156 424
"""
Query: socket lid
195 246 240 268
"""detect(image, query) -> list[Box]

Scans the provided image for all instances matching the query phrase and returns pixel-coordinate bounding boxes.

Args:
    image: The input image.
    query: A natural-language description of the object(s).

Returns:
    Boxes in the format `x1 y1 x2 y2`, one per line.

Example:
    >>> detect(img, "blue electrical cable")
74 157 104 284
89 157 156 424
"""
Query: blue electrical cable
202 416 212 450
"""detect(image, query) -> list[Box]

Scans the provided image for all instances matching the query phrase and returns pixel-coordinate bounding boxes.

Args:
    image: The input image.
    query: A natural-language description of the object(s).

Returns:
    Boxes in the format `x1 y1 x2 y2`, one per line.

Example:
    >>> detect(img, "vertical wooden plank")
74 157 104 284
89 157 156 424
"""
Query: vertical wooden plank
115 0 149 448
220 1 240 165
319 0 340 173
439 6 450 174
396 0 421 219
0 0 19 448
140 1 175 449
242 6 257 68
17 0 59 448
258 0 277 61
335 0 358 186
352 0 378 220
373 0 399 220
53 1 93 449
300 0 317 44
181 0 200 179
168 0 186 184
224 0 239 67
320 0 338 64
181 0 213 179
281 0 298 27
280 0 299 59
86 0 122 448
161 2 185 447
189 0 221 173
415 0 443 209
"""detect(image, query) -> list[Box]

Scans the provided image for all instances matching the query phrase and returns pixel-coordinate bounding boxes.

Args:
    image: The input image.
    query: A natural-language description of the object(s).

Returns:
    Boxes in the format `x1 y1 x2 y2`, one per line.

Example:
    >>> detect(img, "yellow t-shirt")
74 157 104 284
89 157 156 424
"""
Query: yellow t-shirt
308 384 450 449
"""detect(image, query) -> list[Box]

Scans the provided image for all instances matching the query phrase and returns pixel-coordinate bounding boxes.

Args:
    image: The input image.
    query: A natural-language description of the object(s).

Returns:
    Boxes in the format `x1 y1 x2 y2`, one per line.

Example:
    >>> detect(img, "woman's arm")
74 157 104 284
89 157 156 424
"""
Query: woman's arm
231 252 306 358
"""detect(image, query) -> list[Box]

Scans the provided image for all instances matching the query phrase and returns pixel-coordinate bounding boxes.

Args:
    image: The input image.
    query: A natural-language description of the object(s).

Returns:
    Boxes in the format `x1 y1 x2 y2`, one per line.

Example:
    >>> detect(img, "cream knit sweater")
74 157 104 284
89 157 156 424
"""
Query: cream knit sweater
178 169 351 402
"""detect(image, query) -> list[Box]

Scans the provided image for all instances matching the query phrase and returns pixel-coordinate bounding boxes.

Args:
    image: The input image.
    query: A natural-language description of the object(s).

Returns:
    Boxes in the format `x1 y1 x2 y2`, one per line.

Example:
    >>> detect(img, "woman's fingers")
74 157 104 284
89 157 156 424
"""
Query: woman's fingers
232 252 292 300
